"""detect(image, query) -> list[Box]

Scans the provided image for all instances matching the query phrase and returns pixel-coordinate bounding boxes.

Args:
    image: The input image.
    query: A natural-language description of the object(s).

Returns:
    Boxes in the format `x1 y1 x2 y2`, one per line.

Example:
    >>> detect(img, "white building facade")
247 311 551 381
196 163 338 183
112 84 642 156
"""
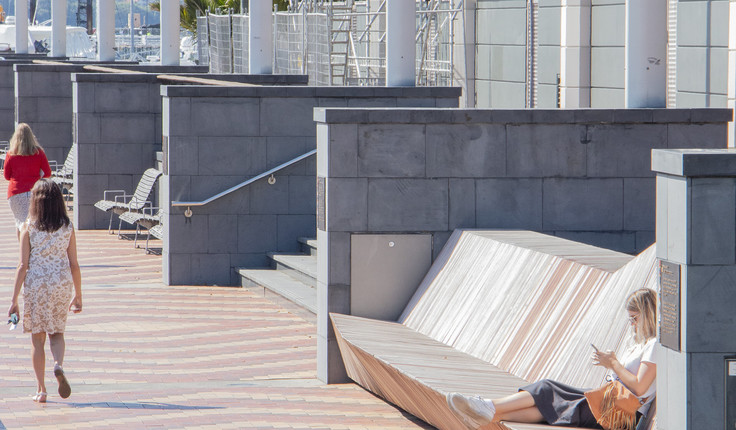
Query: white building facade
465 0 732 113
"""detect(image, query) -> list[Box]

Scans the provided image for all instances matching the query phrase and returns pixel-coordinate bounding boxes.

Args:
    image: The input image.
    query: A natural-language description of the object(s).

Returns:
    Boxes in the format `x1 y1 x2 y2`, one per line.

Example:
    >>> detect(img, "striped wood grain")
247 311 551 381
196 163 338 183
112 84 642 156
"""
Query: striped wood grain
332 230 658 430
401 230 657 389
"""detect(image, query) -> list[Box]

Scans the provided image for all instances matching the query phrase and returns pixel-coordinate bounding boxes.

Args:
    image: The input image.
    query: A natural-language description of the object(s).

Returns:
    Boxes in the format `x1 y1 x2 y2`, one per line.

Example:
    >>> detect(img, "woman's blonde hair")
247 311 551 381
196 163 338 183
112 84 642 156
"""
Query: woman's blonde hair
626 288 657 343
9 123 42 156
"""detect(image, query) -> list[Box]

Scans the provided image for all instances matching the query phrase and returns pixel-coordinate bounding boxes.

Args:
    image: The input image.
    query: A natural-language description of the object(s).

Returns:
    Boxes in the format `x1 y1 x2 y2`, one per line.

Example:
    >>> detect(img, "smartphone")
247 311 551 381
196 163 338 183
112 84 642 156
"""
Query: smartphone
590 343 600 352
7 313 18 331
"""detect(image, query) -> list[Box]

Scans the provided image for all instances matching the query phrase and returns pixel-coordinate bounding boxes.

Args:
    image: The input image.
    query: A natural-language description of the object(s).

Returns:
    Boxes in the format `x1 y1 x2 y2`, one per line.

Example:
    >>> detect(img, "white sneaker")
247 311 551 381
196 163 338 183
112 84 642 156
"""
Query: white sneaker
446 392 496 429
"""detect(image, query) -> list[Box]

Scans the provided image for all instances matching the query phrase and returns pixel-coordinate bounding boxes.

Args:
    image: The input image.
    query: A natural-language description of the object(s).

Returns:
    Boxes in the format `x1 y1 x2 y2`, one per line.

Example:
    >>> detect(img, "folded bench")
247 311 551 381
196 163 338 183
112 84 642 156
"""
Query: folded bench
331 230 658 430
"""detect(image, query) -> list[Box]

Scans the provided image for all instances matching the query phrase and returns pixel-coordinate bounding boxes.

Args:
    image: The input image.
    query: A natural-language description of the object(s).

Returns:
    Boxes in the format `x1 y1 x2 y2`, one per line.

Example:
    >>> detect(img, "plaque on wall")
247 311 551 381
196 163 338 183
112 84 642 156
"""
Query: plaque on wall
317 176 326 231
659 260 681 352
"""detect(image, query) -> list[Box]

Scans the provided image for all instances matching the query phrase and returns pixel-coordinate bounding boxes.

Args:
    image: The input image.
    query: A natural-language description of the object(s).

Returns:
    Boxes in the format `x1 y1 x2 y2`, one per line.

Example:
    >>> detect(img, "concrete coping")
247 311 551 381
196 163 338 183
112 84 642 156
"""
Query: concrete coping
0 53 52 60
160 85 463 98
13 61 139 72
0 58 48 66
652 149 736 177
312 107 734 125
73 73 307 85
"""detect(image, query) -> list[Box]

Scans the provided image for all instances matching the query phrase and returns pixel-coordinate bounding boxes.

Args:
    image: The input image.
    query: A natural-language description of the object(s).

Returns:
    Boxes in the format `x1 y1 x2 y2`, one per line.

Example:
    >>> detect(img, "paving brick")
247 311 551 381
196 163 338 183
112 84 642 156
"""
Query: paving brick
0 178 428 430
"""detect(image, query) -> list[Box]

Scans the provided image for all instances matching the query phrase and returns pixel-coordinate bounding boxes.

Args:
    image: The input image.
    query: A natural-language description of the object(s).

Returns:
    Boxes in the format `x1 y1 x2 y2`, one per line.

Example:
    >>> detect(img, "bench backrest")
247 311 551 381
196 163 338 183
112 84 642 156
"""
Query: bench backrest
130 168 163 210
400 230 658 389
62 142 75 172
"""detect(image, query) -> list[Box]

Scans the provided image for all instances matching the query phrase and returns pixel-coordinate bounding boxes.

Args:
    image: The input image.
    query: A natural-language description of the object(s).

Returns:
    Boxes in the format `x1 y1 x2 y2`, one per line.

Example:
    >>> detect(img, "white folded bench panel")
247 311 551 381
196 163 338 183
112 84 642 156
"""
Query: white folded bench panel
400 230 657 389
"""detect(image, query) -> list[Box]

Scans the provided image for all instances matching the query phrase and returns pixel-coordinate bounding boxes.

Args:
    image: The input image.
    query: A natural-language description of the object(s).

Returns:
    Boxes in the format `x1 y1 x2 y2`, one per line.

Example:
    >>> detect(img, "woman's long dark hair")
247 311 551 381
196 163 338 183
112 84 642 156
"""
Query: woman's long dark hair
29 179 70 232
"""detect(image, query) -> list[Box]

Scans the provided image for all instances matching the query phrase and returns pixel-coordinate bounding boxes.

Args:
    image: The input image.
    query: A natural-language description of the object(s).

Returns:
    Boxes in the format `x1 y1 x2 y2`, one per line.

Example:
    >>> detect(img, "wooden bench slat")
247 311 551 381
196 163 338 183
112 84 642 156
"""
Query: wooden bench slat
333 313 529 430
401 230 657 389
331 230 659 430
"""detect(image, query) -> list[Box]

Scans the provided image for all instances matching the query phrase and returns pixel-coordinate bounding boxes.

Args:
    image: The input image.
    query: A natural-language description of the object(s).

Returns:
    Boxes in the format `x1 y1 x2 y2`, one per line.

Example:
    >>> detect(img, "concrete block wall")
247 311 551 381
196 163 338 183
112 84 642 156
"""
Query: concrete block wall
13 63 135 162
14 62 204 162
72 72 308 230
0 53 52 140
0 60 24 141
161 85 461 286
314 106 731 382
675 0 730 108
0 55 49 141
591 0 625 107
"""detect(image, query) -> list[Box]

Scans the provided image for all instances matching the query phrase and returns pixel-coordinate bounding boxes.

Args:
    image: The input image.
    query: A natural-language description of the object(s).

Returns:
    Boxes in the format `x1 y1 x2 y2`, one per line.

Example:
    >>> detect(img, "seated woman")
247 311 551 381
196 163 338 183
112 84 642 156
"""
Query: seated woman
446 288 657 429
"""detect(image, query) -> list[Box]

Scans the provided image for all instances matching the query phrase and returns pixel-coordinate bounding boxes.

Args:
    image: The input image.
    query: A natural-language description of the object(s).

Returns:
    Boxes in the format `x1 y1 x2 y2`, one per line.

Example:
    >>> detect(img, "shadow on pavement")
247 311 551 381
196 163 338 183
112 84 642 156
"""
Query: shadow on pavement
64 401 223 410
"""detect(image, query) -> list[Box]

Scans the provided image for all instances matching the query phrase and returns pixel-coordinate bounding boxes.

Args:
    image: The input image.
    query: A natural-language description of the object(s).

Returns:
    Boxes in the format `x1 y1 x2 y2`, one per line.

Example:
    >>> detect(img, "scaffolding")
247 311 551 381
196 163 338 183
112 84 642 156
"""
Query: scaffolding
201 0 463 86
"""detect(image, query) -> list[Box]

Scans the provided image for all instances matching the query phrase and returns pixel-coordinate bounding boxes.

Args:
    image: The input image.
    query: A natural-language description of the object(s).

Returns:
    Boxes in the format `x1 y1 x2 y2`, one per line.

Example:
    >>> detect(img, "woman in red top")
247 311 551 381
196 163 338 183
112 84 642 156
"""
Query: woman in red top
4 123 52 239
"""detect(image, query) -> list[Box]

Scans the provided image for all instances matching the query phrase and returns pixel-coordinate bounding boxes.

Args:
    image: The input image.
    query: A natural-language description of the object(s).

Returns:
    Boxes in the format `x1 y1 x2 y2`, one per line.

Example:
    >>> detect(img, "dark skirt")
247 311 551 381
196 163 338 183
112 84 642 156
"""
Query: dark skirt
520 379 602 428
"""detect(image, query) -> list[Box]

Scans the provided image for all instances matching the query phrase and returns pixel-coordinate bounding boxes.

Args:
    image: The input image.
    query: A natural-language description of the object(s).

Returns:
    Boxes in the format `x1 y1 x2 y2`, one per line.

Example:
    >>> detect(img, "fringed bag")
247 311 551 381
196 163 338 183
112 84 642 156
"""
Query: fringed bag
584 381 645 430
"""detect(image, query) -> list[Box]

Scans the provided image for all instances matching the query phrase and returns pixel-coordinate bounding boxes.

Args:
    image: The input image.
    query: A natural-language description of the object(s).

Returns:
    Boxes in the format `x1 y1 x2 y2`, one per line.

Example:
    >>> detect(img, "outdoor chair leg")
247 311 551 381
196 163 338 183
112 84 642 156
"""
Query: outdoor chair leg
117 216 124 238
133 225 140 248
107 212 114 234
145 231 151 253
64 190 72 211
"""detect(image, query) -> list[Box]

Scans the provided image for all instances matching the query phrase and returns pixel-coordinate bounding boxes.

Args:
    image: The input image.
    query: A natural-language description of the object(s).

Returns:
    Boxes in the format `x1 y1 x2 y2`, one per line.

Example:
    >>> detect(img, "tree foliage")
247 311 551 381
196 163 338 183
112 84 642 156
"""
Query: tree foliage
150 0 288 35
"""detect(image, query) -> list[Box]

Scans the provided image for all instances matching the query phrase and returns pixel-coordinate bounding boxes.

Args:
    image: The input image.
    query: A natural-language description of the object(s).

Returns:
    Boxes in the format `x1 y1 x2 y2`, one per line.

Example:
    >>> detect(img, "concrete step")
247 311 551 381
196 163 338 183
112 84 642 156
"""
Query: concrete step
298 237 317 256
268 252 317 288
239 269 317 317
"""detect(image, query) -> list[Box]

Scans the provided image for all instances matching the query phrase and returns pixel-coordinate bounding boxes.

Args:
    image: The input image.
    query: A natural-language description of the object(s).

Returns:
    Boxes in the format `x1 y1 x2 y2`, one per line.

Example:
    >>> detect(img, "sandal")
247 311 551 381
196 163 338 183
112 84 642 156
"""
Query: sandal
54 365 71 399
32 392 47 403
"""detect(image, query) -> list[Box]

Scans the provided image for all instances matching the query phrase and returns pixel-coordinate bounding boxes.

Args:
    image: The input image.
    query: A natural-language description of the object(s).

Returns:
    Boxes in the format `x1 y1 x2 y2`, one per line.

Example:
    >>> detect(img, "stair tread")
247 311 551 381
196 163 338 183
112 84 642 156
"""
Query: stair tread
269 253 317 278
238 269 317 313
297 237 317 249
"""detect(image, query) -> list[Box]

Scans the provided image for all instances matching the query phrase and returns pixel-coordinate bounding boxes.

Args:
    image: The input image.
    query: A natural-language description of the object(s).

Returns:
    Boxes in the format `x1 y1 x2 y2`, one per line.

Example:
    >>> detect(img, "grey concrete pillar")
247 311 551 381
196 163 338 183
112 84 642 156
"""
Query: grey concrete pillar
14 0 28 54
249 0 273 74
652 148 736 429
96 0 115 61
161 0 180 66
625 0 666 108
386 0 415 86
51 0 67 57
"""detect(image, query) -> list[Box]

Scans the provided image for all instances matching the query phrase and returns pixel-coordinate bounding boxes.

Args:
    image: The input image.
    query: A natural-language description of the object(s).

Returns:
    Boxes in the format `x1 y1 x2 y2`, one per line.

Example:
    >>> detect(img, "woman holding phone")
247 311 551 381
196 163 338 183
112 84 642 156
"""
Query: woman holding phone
446 288 657 429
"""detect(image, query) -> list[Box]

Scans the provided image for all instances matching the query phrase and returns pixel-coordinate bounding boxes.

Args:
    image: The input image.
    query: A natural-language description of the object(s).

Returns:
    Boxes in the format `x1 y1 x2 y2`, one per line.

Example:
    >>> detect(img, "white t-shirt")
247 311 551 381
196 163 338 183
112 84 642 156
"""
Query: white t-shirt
615 337 656 413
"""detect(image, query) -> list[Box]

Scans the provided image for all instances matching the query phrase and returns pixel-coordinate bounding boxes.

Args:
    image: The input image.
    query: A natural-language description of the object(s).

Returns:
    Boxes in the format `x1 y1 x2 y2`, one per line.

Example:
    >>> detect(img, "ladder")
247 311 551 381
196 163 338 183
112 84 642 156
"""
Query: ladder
329 2 354 86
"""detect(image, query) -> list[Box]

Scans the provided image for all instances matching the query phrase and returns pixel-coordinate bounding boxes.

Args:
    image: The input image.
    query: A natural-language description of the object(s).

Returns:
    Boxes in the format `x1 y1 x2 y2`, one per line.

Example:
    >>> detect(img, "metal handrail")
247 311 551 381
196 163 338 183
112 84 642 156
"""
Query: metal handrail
171 149 316 215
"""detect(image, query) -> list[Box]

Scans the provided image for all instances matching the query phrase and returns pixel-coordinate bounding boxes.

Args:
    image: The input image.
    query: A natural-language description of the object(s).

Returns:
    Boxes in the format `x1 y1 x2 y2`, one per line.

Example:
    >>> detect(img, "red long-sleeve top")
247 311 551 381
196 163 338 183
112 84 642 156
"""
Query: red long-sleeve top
4 150 52 198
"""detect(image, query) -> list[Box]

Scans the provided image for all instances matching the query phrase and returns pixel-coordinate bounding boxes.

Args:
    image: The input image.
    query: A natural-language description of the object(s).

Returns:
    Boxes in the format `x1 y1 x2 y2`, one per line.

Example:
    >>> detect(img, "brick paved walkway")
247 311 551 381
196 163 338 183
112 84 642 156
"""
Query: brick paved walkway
0 178 431 429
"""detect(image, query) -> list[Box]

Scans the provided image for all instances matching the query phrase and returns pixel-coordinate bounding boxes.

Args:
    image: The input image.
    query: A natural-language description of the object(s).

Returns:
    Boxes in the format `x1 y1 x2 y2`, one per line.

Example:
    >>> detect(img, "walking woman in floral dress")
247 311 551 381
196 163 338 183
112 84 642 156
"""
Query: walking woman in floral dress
8 179 82 403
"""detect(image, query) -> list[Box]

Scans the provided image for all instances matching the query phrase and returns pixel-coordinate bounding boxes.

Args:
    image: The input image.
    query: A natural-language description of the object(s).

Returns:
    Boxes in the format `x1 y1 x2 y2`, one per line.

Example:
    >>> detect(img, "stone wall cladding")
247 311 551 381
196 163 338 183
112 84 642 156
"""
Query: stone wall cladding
314 105 731 382
161 85 462 287
16 63 208 161
315 107 731 255
0 60 38 141
72 71 306 230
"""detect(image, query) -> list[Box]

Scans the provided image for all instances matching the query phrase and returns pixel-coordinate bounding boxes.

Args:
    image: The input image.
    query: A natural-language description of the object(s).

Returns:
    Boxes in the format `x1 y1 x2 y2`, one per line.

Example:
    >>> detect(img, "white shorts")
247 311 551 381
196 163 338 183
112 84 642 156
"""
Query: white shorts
8 191 31 230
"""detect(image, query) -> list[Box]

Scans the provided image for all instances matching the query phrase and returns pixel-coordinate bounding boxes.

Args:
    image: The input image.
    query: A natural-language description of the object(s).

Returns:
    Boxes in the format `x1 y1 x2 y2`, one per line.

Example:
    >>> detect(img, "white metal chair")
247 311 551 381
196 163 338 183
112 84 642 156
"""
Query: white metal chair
94 168 163 234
